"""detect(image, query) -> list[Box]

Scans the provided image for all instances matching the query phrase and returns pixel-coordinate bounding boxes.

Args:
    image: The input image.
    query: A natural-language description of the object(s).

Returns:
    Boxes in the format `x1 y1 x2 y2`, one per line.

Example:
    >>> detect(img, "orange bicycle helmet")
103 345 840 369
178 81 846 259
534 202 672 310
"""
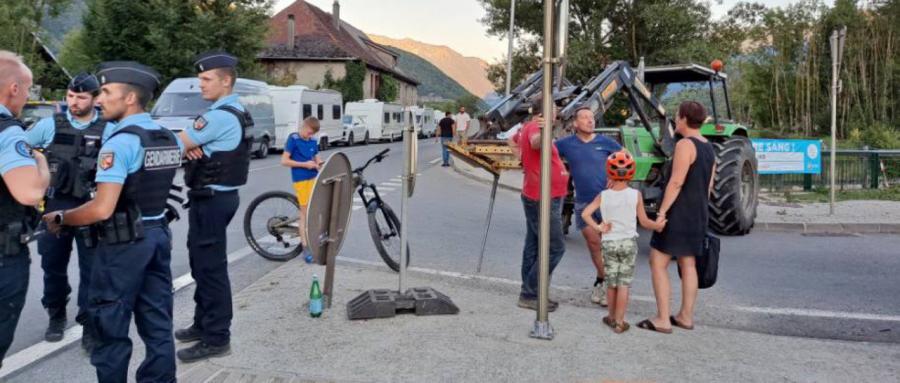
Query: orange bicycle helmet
607 150 636 181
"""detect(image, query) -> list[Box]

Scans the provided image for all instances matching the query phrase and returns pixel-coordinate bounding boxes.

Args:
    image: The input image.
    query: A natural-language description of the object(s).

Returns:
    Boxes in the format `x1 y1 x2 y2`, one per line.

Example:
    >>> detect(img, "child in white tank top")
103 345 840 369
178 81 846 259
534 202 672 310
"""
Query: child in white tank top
581 150 666 333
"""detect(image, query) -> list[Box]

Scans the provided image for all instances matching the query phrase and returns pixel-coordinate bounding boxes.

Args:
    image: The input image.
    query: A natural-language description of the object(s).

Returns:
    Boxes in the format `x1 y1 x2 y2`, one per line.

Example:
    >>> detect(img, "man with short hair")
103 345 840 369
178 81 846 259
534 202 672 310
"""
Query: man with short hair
43 61 182 382
453 106 471 145
507 100 569 311
26 72 106 348
0 50 51 367
435 111 454 166
174 50 251 363
556 106 622 306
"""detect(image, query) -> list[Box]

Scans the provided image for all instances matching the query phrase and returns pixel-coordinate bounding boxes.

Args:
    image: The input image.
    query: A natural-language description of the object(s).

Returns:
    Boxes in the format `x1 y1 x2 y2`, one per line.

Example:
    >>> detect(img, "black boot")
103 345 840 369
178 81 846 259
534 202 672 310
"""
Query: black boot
174 324 203 343
44 307 67 342
176 341 231 363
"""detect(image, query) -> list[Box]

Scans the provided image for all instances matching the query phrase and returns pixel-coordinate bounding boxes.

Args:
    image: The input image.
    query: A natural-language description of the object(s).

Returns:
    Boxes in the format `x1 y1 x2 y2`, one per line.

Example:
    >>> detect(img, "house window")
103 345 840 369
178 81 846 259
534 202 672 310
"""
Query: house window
332 105 340 119
303 104 312 118
317 105 323 120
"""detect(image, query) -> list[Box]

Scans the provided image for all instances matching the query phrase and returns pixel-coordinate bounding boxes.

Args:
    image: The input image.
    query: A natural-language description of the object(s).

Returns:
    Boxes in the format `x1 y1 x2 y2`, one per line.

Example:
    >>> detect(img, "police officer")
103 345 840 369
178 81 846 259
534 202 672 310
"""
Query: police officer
26 72 105 348
174 50 251 362
43 61 182 382
0 50 51 367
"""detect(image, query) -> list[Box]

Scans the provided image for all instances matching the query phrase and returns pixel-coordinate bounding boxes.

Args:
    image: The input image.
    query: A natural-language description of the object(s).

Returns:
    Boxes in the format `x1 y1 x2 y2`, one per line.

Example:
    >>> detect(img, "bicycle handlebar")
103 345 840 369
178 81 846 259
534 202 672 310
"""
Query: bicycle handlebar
353 148 391 173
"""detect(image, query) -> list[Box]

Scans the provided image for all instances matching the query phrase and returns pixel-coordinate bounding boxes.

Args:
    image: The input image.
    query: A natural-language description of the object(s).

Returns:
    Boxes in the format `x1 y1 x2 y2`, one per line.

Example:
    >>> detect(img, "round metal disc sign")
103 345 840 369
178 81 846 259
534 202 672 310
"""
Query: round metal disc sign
305 152 354 264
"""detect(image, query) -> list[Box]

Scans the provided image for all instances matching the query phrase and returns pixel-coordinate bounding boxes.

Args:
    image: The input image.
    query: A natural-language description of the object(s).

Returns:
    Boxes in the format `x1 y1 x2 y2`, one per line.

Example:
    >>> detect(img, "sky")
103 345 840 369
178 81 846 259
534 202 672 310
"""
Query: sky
274 0 834 63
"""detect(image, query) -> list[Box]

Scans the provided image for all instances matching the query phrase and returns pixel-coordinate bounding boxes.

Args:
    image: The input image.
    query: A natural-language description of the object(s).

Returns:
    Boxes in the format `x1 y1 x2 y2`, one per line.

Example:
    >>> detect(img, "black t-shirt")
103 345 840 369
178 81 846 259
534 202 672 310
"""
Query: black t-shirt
438 117 455 138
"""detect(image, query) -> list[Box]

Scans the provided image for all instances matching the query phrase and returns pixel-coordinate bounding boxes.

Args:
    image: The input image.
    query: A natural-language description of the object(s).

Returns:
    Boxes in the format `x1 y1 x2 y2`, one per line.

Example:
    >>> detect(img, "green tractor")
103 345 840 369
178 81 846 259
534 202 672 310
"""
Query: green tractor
483 60 759 235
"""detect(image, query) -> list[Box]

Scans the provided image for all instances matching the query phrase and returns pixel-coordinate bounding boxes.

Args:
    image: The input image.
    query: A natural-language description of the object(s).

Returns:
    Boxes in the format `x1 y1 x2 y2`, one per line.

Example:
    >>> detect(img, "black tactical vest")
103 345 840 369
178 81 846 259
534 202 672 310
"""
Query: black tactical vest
108 125 181 220
46 113 105 200
183 105 253 189
0 116 38 255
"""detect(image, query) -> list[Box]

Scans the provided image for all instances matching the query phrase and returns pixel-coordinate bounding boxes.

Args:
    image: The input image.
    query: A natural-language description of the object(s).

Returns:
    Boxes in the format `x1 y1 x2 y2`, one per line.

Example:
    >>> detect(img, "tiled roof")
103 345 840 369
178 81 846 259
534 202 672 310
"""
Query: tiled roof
261 1 418 85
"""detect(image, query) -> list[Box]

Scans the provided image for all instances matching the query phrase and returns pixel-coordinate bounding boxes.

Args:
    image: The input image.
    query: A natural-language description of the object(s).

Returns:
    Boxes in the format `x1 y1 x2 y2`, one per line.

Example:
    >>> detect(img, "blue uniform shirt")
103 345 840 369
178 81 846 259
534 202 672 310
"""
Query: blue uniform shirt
25 110 102 148
0 104 36 176
284 133 318 182
556 134 622 204
186 93 244 192
96 112 184 220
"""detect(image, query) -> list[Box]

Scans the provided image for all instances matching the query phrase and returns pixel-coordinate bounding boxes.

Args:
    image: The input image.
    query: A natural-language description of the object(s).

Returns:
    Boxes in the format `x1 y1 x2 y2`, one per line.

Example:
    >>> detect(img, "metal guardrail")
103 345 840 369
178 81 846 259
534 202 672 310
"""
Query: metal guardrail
760 149 900 192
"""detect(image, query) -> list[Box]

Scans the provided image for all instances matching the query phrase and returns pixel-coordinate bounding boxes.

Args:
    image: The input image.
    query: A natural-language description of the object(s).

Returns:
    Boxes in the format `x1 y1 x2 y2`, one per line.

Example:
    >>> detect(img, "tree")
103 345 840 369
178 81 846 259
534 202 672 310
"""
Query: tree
323 61 365 103
486 38 540 94
64 0 272 85
0 0 73 92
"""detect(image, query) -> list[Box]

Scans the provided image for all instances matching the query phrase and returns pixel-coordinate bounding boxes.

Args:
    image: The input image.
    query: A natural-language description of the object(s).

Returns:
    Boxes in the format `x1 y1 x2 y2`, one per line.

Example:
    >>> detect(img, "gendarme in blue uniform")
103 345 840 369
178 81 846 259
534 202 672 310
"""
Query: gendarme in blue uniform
176 50 250 362
0 103 36 365
86 61 180 383
26 72 108 346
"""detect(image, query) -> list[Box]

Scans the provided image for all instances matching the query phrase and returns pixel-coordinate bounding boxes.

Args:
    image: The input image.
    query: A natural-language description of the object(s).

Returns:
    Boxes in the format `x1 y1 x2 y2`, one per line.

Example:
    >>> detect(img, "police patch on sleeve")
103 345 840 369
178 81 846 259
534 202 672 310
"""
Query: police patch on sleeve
194 116 207 131
99 152 115 170
14 141 33 158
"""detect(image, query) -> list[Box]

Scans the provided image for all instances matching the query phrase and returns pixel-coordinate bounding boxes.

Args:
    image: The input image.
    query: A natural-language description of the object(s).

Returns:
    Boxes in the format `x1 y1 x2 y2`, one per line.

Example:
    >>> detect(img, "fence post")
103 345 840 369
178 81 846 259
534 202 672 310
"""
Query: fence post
870 152 880 189
803 174 812 191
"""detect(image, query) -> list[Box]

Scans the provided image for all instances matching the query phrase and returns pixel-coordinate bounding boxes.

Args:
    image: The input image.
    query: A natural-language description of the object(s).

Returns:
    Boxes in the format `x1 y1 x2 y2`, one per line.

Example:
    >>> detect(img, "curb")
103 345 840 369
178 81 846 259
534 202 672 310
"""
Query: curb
451 159 897 236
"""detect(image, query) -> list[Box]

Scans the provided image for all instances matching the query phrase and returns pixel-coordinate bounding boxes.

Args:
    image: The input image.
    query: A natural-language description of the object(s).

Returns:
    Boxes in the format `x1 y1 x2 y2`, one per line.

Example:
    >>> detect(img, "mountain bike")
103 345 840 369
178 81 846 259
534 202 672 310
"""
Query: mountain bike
243 148 409 271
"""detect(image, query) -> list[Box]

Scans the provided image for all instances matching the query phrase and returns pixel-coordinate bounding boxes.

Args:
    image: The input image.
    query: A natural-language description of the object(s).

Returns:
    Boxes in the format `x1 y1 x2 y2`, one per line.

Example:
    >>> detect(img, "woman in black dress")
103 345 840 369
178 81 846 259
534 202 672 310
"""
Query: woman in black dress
638 101 717 334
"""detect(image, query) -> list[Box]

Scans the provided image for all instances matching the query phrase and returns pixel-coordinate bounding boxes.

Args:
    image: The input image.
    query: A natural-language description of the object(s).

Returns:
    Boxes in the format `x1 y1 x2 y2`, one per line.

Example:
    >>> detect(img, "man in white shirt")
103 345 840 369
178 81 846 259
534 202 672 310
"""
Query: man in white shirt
453 106 471 145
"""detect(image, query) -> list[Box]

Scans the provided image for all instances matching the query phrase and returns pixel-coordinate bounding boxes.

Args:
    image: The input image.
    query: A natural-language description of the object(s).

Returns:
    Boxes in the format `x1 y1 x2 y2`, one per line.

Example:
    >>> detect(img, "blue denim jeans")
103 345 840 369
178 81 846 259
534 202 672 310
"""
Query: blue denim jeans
520 195 566 300
440 137 452 165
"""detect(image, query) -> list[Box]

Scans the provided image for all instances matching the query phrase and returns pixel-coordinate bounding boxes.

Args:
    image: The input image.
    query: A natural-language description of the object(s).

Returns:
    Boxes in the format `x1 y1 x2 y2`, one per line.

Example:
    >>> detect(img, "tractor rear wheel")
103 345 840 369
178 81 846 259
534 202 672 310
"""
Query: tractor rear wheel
709 136 759 235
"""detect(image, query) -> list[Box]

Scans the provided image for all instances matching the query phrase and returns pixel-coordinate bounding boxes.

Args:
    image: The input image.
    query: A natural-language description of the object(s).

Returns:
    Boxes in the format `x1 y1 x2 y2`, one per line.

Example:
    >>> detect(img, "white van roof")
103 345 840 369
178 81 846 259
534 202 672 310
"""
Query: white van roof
163 77 269 94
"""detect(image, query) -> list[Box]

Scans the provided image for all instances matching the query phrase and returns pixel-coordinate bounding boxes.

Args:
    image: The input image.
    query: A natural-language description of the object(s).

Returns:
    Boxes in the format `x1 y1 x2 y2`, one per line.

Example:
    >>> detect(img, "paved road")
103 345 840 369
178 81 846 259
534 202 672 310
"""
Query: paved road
6 136 899 366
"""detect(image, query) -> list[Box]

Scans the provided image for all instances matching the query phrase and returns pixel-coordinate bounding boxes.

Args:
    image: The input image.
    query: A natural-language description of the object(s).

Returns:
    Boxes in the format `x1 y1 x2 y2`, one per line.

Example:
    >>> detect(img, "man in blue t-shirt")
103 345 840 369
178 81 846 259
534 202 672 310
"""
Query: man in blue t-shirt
281 117 322 258
556 106 622 307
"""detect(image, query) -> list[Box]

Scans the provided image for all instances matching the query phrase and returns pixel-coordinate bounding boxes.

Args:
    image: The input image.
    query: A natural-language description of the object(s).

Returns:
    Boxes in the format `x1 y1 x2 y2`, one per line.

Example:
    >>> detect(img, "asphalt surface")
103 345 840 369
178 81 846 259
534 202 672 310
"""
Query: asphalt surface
6 135 899 370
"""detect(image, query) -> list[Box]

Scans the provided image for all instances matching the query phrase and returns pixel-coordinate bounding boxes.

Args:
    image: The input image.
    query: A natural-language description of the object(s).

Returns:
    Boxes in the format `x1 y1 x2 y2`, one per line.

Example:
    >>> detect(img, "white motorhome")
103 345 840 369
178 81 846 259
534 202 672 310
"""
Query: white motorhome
151 78 275 158
404 106 437 138
269 86 343 150
345 99 404 142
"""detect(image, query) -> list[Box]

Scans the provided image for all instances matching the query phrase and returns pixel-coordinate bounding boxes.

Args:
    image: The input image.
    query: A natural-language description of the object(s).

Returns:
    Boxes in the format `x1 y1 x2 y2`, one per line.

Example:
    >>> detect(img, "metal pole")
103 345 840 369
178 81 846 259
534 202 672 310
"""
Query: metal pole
505 0 516 96
530 0 554 340
399 125 412 293
829 27 845 215
476 174 500 273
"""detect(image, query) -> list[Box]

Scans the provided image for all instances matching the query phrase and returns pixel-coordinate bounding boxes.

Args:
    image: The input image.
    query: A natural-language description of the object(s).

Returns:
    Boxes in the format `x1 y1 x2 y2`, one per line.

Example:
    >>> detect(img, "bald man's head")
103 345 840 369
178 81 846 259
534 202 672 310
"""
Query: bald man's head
0 50 33 117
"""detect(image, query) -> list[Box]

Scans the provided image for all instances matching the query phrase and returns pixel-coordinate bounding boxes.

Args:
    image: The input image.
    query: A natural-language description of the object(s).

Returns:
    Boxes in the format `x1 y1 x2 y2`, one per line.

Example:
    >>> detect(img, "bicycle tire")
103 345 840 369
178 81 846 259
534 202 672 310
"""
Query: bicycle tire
366 200 409 272
243 190 304 261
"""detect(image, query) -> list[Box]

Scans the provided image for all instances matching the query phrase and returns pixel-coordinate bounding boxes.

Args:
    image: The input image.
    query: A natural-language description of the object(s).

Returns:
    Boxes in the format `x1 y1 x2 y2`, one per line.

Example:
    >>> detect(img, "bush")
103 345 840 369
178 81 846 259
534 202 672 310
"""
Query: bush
847 123 900 149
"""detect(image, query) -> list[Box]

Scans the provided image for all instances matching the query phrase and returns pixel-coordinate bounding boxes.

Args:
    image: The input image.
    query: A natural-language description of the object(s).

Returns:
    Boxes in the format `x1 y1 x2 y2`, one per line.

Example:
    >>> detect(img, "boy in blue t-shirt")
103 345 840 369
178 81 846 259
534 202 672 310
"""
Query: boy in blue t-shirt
281 117 323 255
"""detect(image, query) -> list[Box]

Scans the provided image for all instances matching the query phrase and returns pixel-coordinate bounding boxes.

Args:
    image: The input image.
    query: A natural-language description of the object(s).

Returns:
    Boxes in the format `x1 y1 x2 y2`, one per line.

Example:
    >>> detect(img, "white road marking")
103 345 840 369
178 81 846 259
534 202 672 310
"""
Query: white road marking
378 187 396 192
429 158 441 164
249 164 283 172
0 243 259 378
352 206 362 211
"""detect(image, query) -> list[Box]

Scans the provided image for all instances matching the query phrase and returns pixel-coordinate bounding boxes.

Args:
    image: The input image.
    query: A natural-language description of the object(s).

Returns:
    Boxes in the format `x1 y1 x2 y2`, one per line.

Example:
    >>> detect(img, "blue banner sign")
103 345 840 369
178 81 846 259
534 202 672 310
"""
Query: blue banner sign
751 139 822 175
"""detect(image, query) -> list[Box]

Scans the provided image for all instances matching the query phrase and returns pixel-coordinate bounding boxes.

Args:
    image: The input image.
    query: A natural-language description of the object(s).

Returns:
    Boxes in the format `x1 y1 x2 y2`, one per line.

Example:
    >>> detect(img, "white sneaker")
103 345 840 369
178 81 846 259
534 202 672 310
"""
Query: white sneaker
591 281 608 306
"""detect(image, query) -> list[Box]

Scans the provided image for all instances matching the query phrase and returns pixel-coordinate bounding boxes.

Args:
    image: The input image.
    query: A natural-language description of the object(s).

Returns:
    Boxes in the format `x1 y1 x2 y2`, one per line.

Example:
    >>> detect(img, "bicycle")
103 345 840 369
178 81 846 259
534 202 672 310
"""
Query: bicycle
243 148 409 271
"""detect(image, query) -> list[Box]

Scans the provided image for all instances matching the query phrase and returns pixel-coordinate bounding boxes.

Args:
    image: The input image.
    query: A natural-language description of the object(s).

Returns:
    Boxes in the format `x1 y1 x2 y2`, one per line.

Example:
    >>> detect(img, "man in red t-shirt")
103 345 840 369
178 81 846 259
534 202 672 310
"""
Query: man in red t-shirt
508 107 569 311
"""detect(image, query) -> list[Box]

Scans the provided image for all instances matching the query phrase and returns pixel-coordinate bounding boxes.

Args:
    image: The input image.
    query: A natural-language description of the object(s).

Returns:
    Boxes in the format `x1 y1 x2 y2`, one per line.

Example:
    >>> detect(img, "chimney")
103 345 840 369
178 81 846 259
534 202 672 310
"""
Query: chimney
332 1 340 29
287 14 295 49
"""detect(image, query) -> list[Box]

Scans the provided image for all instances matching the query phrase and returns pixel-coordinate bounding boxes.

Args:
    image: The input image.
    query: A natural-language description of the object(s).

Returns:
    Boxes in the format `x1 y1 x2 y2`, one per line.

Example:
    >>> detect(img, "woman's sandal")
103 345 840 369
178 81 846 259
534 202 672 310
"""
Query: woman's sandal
602 316 615 329
636 319 673 334
613 321 630 334
670 315 694 330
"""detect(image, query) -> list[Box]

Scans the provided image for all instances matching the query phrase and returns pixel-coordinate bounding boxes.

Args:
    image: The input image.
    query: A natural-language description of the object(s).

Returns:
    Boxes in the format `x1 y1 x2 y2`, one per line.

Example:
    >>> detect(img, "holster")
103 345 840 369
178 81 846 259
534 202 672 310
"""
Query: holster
0 222 27 256
84 208 145 248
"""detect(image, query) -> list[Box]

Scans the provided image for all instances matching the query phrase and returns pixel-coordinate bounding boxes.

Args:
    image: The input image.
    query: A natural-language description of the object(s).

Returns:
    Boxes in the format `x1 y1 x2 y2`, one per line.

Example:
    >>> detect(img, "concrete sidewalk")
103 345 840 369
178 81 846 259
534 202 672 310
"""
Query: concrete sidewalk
172 259 895 383
452 160 900 234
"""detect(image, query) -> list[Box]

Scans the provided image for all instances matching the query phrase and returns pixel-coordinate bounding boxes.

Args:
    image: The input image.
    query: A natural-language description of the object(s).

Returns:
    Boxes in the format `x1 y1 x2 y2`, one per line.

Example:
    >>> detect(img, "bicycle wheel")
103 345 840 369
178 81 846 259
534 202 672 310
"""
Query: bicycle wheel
366 200 409 272
243 191 304 261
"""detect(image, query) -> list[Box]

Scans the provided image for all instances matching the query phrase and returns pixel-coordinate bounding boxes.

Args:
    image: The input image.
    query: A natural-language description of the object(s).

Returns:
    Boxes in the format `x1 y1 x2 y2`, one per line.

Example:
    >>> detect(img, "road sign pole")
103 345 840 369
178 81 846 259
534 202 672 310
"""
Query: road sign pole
505 0 516 96
829 27 846 215
399 121 413 293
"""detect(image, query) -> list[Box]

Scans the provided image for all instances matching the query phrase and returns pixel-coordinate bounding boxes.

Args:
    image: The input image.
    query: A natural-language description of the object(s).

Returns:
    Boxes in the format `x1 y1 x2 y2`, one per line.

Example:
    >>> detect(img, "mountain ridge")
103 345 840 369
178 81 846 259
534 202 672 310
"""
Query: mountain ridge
368 34 494 99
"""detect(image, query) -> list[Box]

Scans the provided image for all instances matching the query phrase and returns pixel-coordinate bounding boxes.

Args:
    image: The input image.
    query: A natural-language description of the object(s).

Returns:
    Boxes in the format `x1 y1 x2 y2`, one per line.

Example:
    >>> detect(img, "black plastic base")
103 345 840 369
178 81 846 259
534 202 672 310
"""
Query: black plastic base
347 287 459 320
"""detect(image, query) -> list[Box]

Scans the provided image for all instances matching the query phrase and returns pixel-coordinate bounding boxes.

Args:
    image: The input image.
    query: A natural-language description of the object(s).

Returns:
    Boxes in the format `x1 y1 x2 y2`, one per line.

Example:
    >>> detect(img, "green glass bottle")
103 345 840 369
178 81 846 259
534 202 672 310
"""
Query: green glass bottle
309 274 323 318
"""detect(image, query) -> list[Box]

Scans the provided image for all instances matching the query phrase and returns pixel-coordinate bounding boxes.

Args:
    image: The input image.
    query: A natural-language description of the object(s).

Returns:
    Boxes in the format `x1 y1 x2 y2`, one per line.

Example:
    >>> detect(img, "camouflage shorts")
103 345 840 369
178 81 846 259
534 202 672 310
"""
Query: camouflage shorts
602 238 638 287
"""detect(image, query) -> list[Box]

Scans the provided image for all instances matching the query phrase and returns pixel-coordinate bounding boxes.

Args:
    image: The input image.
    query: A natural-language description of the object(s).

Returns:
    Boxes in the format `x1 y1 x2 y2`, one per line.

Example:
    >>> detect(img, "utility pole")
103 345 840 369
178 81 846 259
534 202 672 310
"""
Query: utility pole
829 27 846 215
505 0 516 96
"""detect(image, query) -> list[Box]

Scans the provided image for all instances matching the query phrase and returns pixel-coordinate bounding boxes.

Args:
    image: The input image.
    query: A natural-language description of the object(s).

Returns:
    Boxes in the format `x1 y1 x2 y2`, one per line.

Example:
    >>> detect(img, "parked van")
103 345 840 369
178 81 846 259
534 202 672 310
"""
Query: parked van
269 85 343 150
345 99 404 142
151 78 275 158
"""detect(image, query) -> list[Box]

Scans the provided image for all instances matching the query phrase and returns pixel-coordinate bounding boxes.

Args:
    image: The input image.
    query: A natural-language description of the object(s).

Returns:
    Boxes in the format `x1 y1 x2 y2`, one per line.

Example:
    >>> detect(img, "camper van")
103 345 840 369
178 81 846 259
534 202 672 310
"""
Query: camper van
345 99 404 142
404 106 437 138
151 78 275 158
269 86 343 150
